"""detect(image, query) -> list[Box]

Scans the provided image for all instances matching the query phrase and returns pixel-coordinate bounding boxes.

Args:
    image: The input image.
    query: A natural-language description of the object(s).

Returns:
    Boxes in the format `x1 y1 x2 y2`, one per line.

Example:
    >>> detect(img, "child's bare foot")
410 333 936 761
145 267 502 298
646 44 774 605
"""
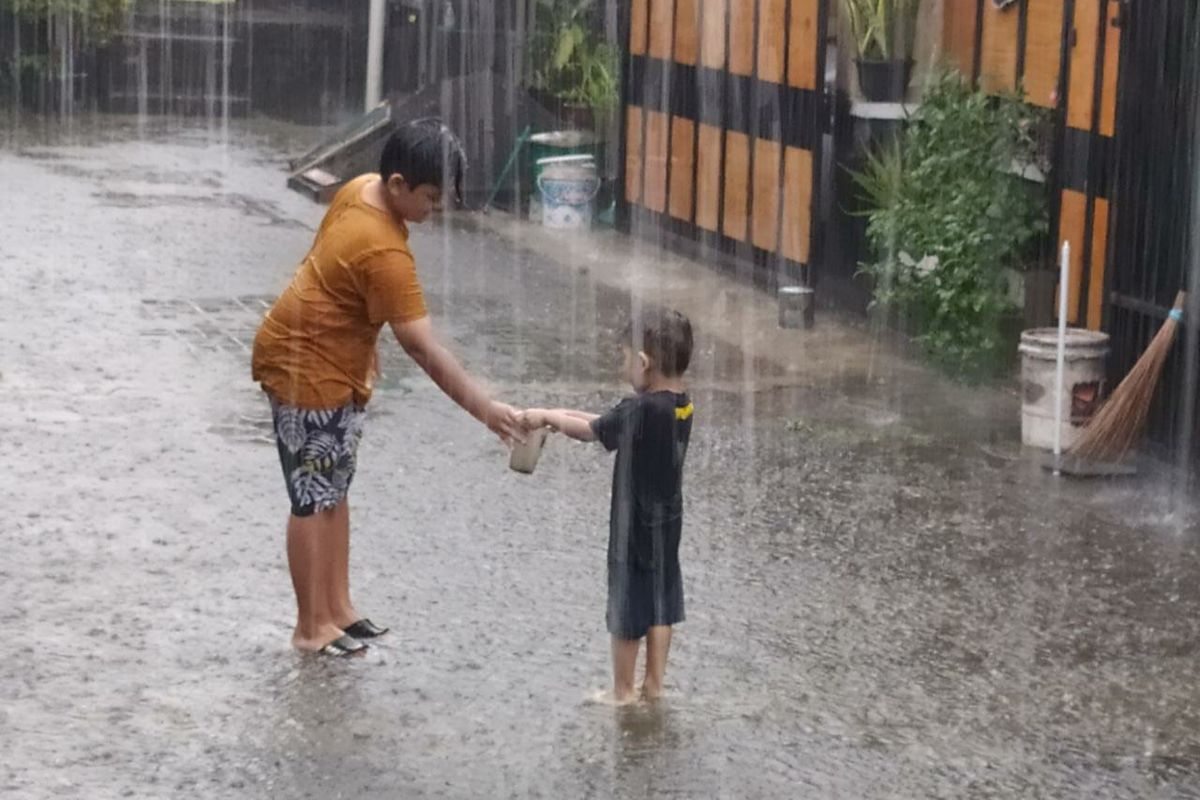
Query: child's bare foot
640 683 665 702
585 688 640 706
292 623 350 653
612 686 640 706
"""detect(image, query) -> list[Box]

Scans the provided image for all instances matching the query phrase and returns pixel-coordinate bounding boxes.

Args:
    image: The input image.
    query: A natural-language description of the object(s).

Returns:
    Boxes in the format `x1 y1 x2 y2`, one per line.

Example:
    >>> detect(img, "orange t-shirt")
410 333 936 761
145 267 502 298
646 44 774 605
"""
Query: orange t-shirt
251 175 428 409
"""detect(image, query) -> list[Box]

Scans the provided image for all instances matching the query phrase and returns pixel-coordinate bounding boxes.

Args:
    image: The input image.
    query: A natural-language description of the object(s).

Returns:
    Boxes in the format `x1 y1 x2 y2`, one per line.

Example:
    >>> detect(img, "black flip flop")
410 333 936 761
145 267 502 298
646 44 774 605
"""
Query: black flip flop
342 619 389 639
317 635 368 657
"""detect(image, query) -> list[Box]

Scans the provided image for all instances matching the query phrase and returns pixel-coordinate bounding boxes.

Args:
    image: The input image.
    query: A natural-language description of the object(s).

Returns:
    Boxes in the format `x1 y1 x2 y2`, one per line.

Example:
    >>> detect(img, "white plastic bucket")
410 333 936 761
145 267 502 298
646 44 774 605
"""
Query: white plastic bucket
537 156 600 230
1018 328 1110 450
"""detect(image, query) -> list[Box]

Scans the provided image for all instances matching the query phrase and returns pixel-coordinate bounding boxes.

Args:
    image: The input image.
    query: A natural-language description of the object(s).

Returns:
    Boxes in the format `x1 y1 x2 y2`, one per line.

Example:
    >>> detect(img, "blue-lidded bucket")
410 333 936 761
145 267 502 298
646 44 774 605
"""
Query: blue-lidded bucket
536 155 600 230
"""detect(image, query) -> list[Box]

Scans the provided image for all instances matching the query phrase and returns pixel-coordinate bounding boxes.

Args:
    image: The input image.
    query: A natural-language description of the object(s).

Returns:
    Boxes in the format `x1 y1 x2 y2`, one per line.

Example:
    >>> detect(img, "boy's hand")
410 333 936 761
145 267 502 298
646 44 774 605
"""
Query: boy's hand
485 400 525 445
520 409 550 430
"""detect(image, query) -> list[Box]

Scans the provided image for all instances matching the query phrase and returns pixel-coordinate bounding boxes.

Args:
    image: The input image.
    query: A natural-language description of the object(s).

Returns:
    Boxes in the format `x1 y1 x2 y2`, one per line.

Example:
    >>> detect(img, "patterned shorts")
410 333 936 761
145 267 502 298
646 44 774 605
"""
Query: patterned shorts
268 397 366 517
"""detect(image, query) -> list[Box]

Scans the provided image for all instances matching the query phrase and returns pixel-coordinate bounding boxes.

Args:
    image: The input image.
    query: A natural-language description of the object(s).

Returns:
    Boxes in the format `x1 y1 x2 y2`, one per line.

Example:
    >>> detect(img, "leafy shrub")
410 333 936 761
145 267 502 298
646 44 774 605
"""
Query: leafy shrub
852 70 1049 377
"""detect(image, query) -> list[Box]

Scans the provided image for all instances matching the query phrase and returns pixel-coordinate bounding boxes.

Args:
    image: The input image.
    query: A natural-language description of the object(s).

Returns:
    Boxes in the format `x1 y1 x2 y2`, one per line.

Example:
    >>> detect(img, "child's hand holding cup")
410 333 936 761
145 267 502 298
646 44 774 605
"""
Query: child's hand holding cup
509 409 550 474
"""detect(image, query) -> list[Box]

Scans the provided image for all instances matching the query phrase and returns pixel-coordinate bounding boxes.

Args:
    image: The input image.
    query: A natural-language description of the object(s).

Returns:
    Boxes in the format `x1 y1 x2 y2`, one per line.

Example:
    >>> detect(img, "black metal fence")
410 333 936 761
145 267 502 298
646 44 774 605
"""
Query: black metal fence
1105 0 1200 464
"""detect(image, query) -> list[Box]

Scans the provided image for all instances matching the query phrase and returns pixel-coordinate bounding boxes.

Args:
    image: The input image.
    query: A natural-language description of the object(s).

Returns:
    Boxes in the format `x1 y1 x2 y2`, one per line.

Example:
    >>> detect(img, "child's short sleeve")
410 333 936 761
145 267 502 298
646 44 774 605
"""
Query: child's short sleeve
362 249 427 325
591 397 639 452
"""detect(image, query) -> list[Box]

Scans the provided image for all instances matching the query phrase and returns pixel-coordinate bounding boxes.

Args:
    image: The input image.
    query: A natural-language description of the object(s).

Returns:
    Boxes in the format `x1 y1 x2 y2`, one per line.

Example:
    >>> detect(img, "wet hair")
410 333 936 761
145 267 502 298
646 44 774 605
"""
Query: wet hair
378 118 467 203
623 308 694 377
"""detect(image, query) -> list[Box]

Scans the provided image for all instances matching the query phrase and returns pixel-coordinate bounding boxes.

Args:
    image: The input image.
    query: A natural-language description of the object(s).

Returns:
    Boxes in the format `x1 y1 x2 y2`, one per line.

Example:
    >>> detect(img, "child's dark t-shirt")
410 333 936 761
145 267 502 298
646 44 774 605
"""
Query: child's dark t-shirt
590 391 693 571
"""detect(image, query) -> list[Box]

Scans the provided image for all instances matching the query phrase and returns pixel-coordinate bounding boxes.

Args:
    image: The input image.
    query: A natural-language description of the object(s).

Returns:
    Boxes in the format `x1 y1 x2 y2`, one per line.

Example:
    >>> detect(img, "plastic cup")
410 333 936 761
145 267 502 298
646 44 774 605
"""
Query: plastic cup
509 427 549 474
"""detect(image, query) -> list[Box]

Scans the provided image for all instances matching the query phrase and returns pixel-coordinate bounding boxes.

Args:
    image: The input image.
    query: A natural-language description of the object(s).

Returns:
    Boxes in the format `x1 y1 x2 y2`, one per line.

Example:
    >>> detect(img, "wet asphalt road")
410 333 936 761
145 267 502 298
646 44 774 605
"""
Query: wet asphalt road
3 118 1200 799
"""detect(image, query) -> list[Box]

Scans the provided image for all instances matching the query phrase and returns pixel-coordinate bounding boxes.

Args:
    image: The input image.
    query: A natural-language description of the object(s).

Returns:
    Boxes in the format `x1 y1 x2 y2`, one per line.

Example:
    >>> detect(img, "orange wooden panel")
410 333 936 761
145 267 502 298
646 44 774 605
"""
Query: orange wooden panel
644 110 670 212
788 0 818 89
1058 189 1087 324
723 131 750 241
649 0 675 60
1087 197 1110 330
701 0 728 69
782 147 812 263
669 116 696 221
1024 0 1064 108
756 0 787 84
625 106 644 204
674 0 699 65
752 139 782 251
1099 0 1120 136
943 0 978 76
695 124 723 231
630 0 648 56
979 0 1019 93
1067 0 1101 131
728 0 755 76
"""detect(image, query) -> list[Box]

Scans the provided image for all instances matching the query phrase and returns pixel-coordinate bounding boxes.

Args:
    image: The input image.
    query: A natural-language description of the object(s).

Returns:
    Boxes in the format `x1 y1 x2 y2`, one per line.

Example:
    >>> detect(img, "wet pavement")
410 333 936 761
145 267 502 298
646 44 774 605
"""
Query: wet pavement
3 117 1200 799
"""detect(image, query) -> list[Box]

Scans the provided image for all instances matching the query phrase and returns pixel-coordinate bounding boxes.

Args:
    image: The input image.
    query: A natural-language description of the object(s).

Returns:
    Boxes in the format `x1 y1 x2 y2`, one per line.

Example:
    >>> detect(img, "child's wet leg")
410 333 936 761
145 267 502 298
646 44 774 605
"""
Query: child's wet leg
287 509 344 650
611 636 641 704
641 625 672 700
326 499 361 629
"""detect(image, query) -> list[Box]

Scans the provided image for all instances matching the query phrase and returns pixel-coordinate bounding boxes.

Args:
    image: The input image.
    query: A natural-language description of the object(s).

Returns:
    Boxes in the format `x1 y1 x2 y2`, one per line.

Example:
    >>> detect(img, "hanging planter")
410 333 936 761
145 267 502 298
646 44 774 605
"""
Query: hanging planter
843 0 921 102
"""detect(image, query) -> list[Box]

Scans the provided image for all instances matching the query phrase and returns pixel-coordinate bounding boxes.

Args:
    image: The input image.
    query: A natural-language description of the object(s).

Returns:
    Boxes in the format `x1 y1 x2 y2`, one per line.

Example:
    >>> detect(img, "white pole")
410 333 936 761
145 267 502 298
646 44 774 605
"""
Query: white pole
365 0 386 111
1053 241 1071 473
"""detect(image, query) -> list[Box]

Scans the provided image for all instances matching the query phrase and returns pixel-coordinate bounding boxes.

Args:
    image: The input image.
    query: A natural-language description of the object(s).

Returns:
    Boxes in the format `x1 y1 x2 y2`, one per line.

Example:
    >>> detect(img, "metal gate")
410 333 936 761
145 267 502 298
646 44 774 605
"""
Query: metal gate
1104 0 1200 462
618 0 830 287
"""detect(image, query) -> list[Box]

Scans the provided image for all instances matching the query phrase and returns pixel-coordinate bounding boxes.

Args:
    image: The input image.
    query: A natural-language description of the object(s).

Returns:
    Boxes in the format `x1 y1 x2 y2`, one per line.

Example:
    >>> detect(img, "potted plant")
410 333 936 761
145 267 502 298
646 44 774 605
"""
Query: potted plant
843 0 921 102
850 70 1050 379
529 0 618 132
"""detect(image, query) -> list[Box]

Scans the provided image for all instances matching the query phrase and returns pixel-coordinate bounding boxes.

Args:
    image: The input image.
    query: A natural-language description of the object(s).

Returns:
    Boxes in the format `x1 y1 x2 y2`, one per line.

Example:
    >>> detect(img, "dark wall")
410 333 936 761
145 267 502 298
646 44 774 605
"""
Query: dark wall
87 0 367 124
246 0 368 124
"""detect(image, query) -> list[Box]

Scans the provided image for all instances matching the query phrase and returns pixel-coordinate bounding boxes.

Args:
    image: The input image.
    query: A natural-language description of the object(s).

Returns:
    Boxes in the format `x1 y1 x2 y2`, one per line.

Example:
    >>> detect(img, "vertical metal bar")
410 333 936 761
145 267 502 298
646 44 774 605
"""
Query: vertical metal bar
365 0 385 110
774 0 793 284
714 0 732 247
1016 0 1030 84
745 0 762 280
1048 0 1078 304
971 0 985 88
1099 0 1130 336
12 0 21 116
1175 5 1200 479
662 0 679 228
1055 242 1071 470
808 0 830 289
689 0 703 229
1079 0 1112 328
246 0 254 116
616 0 632 231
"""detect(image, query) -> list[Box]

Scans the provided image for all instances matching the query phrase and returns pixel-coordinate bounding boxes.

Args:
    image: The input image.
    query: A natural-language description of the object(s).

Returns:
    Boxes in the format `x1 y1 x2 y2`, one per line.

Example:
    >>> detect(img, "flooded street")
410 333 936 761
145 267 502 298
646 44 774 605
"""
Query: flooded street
4 119 1200 798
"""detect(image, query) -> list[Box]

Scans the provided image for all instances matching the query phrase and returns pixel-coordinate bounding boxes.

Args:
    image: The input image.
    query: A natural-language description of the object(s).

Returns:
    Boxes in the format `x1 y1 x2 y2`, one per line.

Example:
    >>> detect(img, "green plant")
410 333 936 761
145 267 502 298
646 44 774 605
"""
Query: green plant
529 0 619 118
842 0 920 61
851 70 1049 378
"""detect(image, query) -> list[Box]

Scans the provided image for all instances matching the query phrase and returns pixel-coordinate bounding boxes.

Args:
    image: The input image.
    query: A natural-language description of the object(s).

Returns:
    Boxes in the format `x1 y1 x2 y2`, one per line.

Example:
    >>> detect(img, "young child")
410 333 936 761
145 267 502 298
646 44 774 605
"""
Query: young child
252 119 524 657
521 309 694 702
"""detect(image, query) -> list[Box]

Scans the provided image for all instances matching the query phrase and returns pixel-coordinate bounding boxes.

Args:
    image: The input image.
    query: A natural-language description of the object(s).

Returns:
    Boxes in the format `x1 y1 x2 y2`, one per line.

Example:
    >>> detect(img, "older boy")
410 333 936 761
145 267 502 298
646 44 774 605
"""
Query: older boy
252 119 523 656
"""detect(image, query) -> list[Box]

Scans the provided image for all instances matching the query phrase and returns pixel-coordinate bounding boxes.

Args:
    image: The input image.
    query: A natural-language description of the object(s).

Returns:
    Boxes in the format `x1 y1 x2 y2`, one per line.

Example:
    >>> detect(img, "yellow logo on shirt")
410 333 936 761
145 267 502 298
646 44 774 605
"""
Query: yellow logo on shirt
675 403 694 421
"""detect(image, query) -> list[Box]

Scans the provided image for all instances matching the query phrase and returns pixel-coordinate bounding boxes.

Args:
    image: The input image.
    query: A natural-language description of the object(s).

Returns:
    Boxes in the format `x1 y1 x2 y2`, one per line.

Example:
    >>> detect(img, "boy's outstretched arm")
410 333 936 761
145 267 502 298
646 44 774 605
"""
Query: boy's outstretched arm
391 317 524 443
523 408 598 442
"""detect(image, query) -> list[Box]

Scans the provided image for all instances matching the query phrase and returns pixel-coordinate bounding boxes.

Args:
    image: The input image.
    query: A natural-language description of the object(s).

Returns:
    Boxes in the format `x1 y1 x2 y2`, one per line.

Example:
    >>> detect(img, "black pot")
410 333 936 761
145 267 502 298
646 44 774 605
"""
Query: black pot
855 58 915 103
